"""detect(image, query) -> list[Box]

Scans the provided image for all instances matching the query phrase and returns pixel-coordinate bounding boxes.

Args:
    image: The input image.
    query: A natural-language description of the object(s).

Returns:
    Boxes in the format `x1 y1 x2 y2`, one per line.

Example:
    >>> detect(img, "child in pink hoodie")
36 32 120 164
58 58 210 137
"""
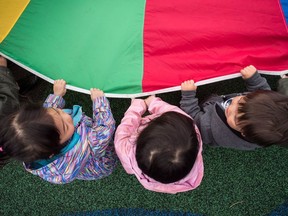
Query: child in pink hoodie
114 96 203 194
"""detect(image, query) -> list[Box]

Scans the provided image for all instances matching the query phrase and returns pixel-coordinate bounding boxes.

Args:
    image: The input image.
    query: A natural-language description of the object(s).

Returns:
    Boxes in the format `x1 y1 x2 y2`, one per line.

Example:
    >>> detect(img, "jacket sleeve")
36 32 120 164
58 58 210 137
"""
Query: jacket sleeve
43 94 65 109
244 72 271 92
180 90 202 119
89 96 116 156
114 99 146 174
180 90 215 144
0 66 20 117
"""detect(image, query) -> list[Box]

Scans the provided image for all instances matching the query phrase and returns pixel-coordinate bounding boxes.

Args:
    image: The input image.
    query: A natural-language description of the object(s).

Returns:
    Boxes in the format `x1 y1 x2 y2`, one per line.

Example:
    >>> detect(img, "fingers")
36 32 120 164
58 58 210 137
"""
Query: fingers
181 80 197 91
240 65 257 79
181 80 195 86
54 79 66 85
53 79 66 96
90 88 104 100
240 65 256 73
90 88 103 93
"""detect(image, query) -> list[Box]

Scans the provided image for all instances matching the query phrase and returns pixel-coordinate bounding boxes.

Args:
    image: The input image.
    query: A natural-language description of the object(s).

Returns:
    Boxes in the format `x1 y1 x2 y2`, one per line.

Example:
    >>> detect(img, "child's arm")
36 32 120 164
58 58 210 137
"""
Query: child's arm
43 79 66 109
180 80 216 145
90 88 116 156
180 80 202 119
114 98 147 174
241 65 271 92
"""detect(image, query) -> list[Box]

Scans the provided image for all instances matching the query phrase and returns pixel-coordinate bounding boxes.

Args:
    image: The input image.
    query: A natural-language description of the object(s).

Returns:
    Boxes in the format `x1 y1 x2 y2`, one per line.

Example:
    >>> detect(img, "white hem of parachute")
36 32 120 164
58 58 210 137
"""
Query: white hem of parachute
2 52 288 98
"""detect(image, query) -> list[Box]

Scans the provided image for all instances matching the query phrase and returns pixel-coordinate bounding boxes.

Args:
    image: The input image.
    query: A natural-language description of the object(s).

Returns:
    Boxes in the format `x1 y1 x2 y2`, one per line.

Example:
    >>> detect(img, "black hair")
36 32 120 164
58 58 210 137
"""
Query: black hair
136 111 199 184
0 103 62 163
237 90 288 147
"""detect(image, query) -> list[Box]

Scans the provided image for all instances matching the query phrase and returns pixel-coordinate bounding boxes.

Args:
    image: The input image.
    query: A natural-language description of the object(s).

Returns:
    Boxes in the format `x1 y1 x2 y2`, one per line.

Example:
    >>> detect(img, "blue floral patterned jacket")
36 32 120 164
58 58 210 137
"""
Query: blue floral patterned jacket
25 94 116 184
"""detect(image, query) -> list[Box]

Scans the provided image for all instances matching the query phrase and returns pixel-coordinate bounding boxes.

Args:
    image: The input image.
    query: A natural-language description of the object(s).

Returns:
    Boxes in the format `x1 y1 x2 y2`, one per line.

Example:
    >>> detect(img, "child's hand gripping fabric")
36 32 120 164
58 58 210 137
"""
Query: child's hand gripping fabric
43 79 67 109
240 65 270 92
53 79 67 97
90 88 104 100
181 80 197 91
240 65 257 80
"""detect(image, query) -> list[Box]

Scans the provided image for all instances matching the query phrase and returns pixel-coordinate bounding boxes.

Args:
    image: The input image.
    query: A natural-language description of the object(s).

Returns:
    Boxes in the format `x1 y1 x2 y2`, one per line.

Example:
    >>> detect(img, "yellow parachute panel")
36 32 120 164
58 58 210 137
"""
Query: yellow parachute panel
0 0 30 42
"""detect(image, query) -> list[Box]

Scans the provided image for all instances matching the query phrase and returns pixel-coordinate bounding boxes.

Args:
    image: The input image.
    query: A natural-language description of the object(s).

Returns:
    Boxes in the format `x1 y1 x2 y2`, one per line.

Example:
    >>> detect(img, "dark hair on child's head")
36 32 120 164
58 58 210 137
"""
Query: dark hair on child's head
237 90 288 147
136 111 199 184
0 103 62 163
0 98 19 168
0 98 19 120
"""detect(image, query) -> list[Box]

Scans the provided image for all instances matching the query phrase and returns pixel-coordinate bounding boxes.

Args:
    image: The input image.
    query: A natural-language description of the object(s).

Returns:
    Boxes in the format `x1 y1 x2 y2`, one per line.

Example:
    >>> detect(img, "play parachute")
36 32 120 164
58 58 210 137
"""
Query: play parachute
0 0 288 97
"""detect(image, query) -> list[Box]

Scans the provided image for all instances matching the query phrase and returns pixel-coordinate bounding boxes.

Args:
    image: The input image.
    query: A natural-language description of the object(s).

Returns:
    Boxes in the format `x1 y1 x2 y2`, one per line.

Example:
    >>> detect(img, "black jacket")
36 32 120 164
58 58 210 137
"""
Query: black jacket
0 66 20 118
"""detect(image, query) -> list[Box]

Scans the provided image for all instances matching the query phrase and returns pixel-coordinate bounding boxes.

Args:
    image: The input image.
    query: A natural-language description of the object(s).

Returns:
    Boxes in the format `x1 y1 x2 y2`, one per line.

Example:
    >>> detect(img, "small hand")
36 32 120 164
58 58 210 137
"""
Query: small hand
181 80 197 91
53 79 66 96
90 88 104 100
144 95 156 107
240 65 257 80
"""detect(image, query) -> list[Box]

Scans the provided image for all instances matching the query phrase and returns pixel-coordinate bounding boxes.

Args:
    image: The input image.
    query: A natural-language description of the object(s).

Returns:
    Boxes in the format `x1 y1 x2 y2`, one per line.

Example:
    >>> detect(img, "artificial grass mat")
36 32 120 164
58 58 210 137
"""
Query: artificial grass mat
1 74 287 216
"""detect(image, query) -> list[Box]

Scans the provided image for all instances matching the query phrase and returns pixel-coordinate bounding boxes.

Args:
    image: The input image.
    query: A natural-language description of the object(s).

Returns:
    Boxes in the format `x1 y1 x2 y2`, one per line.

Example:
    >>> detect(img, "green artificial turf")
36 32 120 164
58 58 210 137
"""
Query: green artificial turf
1 74 287 216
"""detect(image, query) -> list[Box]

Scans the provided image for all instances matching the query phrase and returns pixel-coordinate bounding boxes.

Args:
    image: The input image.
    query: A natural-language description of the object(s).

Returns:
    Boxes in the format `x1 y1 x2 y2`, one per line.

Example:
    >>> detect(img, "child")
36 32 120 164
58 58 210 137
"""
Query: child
0 79 116 183
114 95 203 194
0 56 20 167
180 65 288 150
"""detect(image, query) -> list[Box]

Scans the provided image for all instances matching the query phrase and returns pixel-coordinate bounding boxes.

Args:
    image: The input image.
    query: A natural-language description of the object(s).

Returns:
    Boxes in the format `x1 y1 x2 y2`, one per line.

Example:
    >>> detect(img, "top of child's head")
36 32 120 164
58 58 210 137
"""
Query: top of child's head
0 103 63 163
136 111 199 184
236 90 288 147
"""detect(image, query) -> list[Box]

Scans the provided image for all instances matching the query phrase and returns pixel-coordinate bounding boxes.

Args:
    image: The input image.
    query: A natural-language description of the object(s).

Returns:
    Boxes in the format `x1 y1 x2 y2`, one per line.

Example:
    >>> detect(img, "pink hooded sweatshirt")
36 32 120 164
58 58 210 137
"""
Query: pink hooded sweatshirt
114 97 204 194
